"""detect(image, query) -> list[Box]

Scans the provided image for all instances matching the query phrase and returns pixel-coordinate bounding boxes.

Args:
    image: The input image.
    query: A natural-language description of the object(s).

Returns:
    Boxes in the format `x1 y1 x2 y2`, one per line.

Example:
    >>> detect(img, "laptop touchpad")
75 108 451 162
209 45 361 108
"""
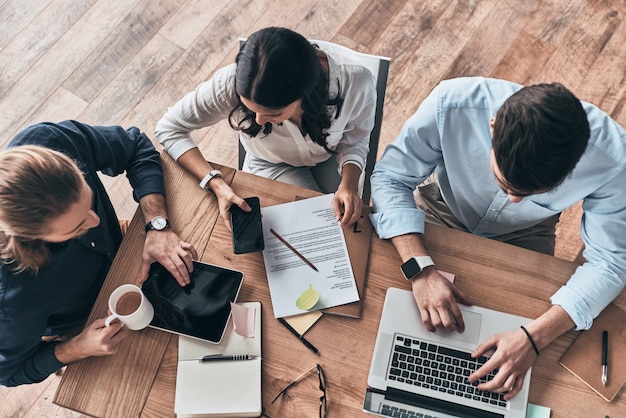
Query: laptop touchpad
434 310 482 345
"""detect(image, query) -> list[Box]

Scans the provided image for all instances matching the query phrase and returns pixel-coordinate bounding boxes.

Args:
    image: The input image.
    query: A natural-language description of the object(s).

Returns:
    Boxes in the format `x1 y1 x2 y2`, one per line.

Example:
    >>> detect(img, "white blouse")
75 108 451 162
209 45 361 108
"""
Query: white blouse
155 48 377 171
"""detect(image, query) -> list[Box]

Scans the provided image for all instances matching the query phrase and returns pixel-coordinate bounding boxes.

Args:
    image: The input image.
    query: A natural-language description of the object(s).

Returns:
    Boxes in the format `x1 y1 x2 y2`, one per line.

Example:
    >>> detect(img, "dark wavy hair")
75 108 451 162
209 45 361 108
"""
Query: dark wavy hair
228 27 342 154
492 82 590 193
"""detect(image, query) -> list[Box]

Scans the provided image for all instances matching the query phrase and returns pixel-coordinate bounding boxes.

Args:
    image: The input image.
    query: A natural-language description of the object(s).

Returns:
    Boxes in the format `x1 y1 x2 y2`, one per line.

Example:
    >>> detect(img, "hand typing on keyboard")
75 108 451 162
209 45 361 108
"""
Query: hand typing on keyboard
467 328 537 400
389 334 510 408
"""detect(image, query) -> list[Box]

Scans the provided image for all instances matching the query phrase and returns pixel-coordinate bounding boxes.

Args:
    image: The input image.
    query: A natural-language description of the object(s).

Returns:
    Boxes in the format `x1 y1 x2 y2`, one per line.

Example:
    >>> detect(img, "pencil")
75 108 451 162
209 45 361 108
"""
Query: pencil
269 228 318 272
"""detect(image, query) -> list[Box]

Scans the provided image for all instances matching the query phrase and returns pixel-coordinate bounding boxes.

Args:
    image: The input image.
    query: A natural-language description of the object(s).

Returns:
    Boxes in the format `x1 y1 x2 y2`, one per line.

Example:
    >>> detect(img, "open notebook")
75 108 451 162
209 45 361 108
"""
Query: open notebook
175 302 262 418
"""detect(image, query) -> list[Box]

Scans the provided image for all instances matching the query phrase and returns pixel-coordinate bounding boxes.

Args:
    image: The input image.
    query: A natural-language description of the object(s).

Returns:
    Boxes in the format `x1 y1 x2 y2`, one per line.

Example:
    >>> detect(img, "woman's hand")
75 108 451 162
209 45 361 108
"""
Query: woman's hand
332 186 362 227
333 163 363 227
211 179 251 231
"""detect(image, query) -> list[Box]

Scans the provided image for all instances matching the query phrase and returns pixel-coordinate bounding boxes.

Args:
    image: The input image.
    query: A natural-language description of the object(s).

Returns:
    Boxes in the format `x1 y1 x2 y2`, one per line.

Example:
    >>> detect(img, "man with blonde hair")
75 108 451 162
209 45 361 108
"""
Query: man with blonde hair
0 120 197 387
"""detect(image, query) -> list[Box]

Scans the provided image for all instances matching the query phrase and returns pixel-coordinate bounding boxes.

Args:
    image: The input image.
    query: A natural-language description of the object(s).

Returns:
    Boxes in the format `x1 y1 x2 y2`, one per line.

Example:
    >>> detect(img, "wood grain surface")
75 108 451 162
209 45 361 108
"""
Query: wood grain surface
54 157 626 418
2 0 625 416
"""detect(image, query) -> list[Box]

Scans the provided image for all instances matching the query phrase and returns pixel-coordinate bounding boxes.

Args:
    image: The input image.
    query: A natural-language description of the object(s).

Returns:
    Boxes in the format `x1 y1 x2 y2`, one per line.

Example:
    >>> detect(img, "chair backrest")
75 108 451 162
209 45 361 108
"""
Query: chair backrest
237 38 390 204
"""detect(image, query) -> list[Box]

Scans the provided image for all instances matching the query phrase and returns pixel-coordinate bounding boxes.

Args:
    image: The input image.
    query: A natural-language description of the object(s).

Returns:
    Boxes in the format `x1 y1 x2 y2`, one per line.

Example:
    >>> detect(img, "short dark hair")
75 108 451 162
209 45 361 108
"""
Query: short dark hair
228 27 341 153
492 82 590 193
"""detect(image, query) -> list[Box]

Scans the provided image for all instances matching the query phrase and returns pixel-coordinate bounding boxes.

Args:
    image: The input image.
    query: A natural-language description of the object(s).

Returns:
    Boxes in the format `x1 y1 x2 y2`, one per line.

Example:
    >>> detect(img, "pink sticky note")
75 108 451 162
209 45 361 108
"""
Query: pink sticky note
230 302 256 338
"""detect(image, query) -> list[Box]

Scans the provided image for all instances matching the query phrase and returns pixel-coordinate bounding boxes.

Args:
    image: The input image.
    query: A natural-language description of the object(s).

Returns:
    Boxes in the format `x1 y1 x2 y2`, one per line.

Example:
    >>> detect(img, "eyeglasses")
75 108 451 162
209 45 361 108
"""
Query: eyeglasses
271 363 327 418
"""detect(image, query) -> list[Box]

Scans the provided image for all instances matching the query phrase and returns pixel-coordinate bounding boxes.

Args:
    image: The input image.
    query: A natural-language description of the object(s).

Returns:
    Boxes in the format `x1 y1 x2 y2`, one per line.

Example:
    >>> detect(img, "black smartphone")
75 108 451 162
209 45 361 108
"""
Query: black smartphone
230 196 264 254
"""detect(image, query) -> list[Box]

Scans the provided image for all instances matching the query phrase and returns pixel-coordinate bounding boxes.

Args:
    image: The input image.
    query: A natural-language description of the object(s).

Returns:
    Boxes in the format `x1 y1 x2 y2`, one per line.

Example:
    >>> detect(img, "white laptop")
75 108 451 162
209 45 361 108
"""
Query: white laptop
364 288 532 418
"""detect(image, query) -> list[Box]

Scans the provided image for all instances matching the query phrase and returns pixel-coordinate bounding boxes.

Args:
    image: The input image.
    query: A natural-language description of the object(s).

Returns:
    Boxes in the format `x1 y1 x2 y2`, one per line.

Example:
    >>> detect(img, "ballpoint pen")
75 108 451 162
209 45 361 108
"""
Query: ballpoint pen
270 228 319 272
278 317 319 354
602 330 608 386
199 354 258 362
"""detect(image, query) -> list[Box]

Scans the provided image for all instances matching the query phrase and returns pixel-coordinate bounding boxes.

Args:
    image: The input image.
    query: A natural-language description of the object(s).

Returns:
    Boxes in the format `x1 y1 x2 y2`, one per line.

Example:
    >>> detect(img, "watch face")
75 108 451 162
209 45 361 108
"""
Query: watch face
152 216 167 230
401 258 421 280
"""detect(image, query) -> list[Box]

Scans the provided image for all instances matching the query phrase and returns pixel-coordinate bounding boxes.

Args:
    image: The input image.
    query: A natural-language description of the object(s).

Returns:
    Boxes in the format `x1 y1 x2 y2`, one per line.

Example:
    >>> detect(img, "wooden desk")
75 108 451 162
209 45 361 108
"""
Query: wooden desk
55 155 626 417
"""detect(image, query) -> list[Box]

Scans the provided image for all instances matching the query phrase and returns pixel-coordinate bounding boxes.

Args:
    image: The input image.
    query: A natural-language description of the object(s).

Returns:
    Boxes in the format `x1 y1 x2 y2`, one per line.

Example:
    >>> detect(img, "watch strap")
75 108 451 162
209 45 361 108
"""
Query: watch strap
144 216 170 232
199 169 223 190
413 256 434 269
402 256 435 280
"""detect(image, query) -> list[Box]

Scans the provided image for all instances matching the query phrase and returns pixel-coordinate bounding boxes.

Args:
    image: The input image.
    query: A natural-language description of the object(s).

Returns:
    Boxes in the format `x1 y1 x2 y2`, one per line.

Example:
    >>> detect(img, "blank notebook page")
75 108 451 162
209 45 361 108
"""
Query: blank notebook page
175 302 262 418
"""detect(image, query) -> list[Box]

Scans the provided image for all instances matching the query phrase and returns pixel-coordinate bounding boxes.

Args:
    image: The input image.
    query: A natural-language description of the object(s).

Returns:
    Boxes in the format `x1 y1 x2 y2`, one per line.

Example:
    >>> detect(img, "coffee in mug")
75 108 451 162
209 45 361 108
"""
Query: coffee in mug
116 292 142 316
105 284 154 330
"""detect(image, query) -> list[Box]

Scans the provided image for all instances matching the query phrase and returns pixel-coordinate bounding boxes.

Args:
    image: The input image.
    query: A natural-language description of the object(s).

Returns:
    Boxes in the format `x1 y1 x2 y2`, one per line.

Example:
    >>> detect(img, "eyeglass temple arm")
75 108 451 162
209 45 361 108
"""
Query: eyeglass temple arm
270 364 319 404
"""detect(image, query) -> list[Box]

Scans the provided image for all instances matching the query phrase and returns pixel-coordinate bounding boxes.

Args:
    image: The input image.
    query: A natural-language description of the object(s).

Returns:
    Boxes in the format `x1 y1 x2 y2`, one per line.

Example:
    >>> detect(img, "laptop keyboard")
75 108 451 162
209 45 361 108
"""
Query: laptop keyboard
379 403 442 418
387 334 507 409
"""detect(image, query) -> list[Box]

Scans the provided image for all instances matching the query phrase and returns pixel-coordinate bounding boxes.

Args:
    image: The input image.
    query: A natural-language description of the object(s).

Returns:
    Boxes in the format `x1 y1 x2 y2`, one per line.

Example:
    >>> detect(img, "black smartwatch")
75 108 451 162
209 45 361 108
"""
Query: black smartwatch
145 216 170 233
401 256 435 280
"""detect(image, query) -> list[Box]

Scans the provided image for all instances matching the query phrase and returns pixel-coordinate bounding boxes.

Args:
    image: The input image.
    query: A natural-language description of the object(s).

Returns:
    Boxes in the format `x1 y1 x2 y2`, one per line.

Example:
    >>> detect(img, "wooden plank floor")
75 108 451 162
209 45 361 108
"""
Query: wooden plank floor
1 0 624 416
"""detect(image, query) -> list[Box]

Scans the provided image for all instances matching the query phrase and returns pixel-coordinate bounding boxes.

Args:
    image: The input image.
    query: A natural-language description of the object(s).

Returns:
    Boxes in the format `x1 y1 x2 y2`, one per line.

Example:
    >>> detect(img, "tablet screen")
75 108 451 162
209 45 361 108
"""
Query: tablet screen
142 261 244 343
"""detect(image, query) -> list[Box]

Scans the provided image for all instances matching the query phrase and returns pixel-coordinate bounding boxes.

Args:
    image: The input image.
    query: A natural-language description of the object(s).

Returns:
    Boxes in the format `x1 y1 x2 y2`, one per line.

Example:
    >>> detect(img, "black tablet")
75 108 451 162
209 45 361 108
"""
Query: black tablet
142 260 244 344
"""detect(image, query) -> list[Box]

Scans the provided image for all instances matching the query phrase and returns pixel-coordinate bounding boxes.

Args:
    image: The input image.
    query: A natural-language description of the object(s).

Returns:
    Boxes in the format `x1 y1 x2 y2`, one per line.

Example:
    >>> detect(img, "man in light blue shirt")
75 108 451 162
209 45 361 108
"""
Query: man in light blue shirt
370 77 626 400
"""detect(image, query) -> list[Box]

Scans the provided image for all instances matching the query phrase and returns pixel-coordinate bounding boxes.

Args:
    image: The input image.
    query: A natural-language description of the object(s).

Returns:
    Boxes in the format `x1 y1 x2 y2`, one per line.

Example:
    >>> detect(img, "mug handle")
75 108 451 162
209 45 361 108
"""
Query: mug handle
105 313 124 327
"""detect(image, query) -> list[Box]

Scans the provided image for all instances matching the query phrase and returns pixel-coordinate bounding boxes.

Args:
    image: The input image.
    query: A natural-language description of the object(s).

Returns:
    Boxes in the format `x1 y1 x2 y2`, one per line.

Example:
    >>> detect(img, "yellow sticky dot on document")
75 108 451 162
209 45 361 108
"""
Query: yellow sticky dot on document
296 284 320 311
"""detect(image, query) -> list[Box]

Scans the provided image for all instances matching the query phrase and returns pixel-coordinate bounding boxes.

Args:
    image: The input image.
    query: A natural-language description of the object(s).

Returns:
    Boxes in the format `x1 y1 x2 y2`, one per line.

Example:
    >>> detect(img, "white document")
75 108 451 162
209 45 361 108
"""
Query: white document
175 302 261 418
261 194 359 318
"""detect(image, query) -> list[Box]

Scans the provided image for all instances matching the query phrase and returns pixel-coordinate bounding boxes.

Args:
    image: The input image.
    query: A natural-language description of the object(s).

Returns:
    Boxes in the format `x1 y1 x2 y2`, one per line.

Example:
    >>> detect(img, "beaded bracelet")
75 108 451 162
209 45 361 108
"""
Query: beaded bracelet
520 325 540 356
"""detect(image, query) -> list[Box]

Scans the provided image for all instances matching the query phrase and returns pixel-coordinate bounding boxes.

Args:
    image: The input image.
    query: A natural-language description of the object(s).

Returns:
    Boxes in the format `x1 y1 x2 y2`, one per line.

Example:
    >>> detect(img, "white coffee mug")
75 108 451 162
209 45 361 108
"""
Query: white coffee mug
105 284 154 331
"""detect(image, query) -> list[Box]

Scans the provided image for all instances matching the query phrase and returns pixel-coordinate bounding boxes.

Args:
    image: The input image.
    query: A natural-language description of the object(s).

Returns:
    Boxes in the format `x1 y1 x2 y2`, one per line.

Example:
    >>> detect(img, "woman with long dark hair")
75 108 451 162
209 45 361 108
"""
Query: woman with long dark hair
156 27 376 228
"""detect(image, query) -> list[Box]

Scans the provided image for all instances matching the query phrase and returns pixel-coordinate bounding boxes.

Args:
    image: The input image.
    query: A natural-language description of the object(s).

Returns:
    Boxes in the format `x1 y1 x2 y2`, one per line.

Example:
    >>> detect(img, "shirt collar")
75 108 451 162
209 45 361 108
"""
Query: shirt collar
326 52 340 100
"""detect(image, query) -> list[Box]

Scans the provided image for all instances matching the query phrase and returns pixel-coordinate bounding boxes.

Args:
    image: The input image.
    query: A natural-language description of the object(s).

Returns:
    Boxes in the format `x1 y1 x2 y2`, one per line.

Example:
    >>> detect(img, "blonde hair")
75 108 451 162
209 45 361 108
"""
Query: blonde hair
0 145 84 273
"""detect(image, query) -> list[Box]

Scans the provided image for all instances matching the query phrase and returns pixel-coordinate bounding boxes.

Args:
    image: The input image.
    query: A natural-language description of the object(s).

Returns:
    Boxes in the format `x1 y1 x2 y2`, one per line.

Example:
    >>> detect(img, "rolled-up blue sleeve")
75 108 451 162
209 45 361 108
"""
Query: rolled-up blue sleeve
369 171 427 239
370 86 443 239
551 171 626 330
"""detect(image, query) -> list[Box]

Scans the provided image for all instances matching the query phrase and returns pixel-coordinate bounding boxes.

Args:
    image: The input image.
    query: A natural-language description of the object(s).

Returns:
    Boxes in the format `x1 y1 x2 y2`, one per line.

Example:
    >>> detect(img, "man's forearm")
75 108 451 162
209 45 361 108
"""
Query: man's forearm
53 338 89 365
391 233 430 262
138 193 169 224
521 305 575 352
